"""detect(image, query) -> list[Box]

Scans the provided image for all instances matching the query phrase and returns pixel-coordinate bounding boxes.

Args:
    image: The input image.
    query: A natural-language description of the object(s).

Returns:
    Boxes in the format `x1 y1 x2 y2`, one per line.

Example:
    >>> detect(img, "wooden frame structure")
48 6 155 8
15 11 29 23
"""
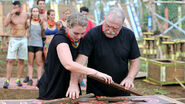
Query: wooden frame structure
146 59 185 85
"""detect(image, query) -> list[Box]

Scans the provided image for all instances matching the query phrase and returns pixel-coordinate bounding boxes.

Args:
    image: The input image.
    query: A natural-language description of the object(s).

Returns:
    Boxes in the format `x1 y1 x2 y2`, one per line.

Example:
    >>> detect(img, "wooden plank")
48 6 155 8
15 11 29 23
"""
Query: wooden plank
40 93 95 104
153 1 185 4
175 77 185 90
135 71 146 78
0 95 184 104
88 75 143 96
157 95 184 104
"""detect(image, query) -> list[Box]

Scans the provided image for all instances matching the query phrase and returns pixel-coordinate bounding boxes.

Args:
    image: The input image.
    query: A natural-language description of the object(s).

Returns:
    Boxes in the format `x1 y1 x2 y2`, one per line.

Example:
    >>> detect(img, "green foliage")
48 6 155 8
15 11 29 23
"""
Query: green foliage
153 89 168 95
135 82 142 87
143 89 151 93
140 4 149 23
140 60 146 72
157 0 179 23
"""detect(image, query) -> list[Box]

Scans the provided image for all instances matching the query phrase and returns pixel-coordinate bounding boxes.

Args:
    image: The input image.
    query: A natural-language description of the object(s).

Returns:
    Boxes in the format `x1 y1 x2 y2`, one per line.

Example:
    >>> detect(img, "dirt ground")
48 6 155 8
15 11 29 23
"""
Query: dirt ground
0 52 185 103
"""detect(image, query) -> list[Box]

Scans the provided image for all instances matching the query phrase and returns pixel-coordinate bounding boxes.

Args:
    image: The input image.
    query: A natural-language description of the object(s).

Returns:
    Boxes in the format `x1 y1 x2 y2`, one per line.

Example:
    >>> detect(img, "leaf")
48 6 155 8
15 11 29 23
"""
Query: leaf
153 89 168 95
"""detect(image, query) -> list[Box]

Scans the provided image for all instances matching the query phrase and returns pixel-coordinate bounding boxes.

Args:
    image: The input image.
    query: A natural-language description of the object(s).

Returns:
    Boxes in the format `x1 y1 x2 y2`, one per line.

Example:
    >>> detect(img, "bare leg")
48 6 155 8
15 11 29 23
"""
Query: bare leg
36 51 43 80
6 59 15 80
43 45 48 60
28 52 34 79
17 59 24 79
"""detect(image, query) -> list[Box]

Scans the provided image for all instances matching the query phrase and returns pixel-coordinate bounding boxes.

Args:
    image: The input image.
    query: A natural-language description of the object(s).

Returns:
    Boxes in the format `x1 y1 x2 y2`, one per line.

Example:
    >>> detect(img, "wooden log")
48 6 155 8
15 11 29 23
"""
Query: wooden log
88 75 143 96
96 97 146 102
41 93 95 104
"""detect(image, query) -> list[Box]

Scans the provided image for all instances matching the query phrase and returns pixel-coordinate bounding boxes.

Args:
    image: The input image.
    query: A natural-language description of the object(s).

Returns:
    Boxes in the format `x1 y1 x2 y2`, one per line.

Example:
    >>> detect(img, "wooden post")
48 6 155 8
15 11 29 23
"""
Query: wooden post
143 37 156 58
165 8 169 31
163 42 169 59
178 6 182 28
148 0 152 32
175 41 181 60
151 0 156 32
0 3 4 34
180 40 185 61
162 41 175 60
171 43 175 60
153 38 157 58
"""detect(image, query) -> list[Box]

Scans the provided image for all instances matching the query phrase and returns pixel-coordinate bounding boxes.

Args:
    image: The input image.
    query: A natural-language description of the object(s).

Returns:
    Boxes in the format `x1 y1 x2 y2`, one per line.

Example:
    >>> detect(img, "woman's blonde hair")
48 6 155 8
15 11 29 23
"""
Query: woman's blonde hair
67 12 88 28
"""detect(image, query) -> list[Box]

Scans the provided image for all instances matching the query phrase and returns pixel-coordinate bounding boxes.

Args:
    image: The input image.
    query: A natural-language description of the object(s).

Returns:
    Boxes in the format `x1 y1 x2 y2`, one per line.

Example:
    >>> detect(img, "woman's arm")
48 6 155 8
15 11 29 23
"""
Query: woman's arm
57 43 112 83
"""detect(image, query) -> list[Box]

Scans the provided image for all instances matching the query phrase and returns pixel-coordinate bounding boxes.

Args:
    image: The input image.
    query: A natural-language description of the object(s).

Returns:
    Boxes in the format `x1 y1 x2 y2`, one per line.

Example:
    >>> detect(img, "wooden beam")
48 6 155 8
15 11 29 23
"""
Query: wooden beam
88 75 143 96
42 93 95 104
153 1 185 4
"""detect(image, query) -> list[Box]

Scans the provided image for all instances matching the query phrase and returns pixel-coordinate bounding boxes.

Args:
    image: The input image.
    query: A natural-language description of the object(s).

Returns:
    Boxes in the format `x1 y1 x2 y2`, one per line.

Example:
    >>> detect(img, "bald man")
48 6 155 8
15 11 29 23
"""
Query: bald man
67 7 140 97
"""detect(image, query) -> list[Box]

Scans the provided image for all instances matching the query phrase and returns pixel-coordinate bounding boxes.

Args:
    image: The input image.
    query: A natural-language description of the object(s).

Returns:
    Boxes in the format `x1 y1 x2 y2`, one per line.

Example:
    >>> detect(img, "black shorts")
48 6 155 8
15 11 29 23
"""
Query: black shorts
28 46 43 53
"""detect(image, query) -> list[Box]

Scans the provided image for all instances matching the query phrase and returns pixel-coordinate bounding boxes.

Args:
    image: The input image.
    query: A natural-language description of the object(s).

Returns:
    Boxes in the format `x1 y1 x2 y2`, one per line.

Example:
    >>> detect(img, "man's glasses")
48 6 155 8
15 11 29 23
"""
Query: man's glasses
104 21 121 31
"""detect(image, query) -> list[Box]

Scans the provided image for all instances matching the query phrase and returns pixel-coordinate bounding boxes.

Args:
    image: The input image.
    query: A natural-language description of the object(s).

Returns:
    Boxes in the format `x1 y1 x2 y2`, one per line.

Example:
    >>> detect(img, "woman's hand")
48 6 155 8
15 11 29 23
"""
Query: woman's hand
66 84 80 99
95 72 113 84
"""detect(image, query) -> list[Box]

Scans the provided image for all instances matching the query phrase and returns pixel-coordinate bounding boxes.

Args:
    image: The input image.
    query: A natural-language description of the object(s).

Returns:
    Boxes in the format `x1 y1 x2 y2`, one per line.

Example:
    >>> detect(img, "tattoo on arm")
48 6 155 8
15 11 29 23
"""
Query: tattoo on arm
75 54 88 66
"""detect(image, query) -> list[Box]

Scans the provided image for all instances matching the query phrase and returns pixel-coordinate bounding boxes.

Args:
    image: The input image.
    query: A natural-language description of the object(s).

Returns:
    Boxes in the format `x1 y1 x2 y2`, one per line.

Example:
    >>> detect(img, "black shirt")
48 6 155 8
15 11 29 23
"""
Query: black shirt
37 29 81 100
79 25 140 96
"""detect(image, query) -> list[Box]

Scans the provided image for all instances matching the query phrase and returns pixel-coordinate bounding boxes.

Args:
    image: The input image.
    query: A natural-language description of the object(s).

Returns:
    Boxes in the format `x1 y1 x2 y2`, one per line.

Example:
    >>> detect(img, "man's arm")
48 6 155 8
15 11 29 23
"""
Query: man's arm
120 58 140 90
25 13 30 29
4 8 19 27
127 58 140 79
4 13 12 27
71 54 88 84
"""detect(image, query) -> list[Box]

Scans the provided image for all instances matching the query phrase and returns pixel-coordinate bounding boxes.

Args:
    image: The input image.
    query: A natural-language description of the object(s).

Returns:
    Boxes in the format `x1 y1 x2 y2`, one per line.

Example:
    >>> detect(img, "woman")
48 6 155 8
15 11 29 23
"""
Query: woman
23 7 43 86
43 9 59 59
37 12 112 100
60 8 71 28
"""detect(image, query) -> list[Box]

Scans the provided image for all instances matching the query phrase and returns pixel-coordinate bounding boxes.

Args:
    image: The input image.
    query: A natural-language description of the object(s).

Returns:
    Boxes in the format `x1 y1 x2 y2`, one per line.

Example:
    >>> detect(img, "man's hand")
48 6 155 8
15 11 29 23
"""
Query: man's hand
11 8 19 15
95 72 113 84
120 77 134 90
66 85 80 99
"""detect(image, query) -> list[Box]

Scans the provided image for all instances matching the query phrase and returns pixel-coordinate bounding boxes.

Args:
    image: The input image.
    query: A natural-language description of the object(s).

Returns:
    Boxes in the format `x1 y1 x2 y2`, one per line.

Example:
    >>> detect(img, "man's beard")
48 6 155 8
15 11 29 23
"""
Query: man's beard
105 30 116 35
15 12 20 15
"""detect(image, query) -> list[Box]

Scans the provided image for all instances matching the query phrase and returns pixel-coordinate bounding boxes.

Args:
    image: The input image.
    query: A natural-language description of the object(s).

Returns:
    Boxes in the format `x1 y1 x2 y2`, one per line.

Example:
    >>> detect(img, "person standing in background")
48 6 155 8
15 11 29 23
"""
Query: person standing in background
60 8 71 28
79 6 96 87
3 1 29 88
80 6 95 37
37 0 47 62
43 9 59 59
23 7 43 86
37 0 47 22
